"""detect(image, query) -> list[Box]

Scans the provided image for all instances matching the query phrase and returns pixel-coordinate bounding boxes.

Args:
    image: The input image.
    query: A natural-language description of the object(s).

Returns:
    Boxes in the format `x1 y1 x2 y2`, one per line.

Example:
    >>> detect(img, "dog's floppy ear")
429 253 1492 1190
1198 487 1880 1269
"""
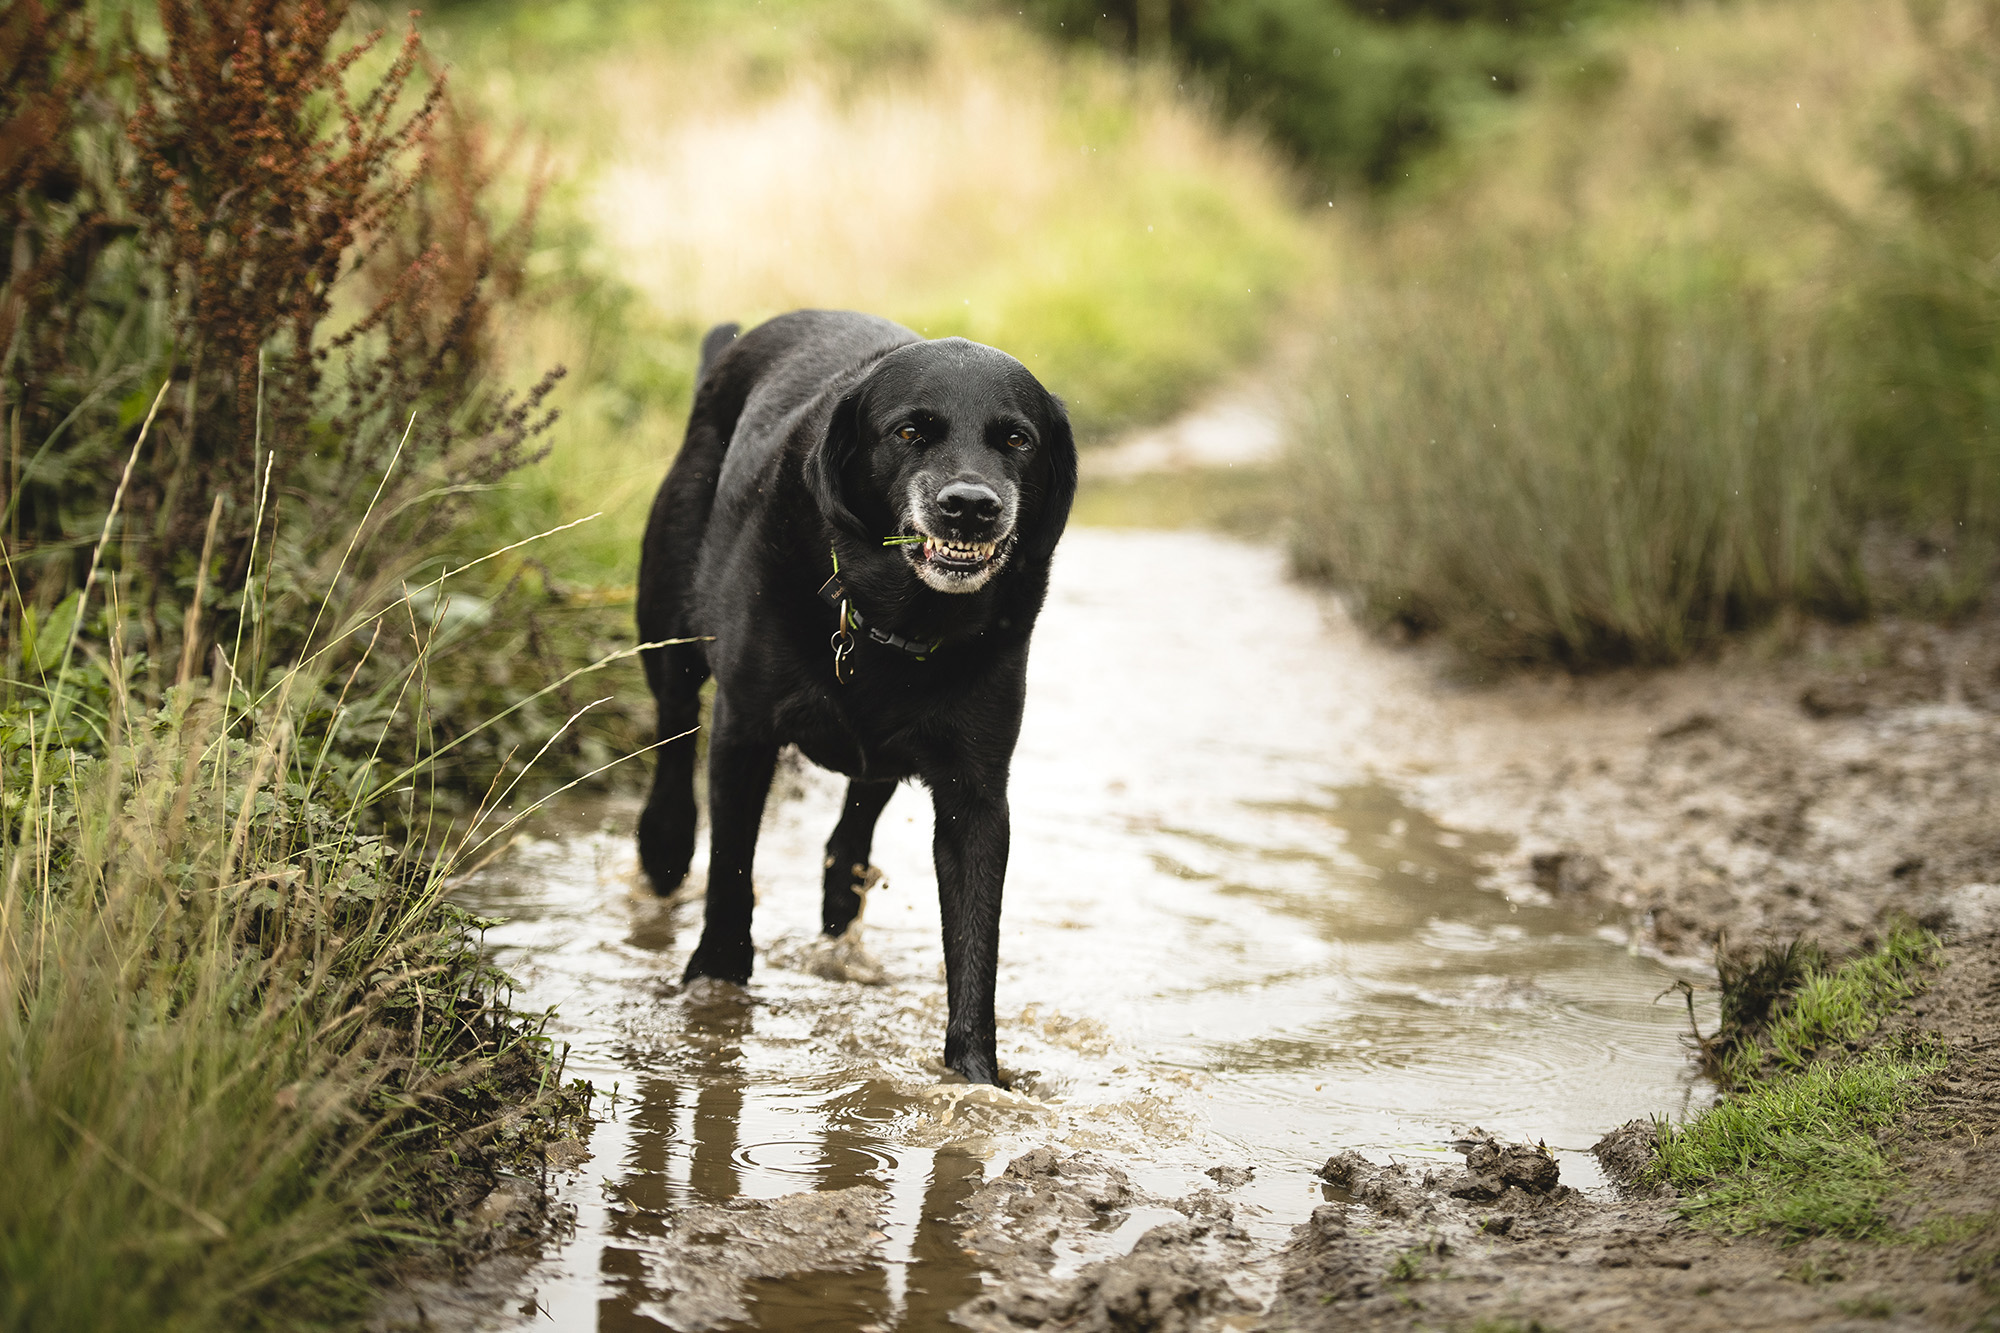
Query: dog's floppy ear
807 386 872 540
1018 391 1078 567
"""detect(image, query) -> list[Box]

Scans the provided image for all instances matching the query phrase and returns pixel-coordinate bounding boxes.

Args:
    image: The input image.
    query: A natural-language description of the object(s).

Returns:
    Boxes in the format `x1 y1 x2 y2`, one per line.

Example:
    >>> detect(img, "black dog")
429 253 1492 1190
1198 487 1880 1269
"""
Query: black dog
635 310 1077 1085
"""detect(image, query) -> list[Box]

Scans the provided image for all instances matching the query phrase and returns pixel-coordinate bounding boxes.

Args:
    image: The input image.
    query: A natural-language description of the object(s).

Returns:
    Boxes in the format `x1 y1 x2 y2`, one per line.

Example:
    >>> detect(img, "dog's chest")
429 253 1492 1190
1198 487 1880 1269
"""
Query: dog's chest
774 676 944 781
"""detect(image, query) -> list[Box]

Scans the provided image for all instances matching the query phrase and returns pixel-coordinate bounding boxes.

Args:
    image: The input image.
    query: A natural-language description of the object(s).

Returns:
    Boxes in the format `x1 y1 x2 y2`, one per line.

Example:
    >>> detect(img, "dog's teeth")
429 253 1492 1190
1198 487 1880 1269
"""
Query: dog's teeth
917 536 998 563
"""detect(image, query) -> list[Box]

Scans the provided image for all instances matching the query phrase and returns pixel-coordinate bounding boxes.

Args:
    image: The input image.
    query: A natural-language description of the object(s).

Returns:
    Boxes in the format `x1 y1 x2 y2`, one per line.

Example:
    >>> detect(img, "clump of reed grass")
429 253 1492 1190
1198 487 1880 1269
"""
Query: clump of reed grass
1289 255 1855 664
1285 0 2000 665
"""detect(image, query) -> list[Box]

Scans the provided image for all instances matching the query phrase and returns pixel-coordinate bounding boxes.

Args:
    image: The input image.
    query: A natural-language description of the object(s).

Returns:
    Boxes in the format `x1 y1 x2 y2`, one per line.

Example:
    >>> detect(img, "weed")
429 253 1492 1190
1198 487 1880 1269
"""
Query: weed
0 8 607 1321
1650 925 1948 1241
1715 938 1830 1057
1387 1246 1428 1282
1288 254 1852 665
1284 0 2000 665
0 493 610 1327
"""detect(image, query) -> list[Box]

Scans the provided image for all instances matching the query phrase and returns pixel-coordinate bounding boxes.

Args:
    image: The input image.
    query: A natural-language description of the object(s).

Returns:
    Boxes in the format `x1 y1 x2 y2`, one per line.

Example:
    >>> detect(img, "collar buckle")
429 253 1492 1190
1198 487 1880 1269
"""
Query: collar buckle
820 550 937 680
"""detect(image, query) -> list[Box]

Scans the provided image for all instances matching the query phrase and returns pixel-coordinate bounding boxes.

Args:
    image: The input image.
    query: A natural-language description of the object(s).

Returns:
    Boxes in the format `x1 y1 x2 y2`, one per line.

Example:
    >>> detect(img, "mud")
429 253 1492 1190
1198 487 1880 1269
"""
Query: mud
1366 617 2000 961
942 931 2000 1333
1240 930 2000 1333
950 1149 1265 1333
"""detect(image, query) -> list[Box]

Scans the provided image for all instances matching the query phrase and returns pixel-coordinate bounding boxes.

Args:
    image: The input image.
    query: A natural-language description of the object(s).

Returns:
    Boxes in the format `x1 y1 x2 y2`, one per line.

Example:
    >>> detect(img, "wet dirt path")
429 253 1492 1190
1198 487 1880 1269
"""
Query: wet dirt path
444 527 1713 1331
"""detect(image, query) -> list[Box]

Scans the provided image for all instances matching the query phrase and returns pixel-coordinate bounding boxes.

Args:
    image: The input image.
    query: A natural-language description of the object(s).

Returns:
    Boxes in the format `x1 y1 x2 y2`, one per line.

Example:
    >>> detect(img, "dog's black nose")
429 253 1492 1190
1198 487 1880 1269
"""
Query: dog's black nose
936 481 1002 523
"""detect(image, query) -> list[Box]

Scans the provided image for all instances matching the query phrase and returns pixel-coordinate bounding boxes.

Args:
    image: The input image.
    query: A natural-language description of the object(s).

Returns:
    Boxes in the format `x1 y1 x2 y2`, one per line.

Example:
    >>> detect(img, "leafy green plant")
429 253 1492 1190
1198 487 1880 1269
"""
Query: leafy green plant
2 0 560 760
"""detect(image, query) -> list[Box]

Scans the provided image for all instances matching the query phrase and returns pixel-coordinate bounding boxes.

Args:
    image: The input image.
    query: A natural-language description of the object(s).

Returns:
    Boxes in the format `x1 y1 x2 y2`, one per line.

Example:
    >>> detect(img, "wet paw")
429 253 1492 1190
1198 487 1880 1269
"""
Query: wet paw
820 862 884 935
945 1045 1003 1088
683 935 753 985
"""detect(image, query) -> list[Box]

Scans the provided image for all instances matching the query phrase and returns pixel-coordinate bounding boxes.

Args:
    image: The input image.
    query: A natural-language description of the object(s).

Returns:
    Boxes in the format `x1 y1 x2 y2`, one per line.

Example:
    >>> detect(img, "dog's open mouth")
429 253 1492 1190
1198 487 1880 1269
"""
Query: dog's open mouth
917 535 998 572
891 527 1013 590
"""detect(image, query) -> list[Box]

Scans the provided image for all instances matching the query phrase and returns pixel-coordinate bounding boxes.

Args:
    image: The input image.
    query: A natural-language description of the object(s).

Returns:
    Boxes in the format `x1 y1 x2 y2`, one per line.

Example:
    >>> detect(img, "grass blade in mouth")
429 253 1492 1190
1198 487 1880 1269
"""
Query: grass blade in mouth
883 535 926 546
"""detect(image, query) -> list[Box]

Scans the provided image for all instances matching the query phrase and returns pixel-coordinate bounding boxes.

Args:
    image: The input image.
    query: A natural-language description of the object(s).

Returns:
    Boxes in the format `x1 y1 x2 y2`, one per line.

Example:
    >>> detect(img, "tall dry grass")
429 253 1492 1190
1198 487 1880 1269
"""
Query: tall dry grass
1289 0 2000 663
1293 258 1852 662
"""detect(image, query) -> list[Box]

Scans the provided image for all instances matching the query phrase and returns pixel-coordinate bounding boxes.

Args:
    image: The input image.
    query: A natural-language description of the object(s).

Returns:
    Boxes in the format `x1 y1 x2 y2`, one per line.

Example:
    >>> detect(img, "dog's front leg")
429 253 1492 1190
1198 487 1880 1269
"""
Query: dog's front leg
683 692 777 986
930 769 1010 1085
822 778 898 936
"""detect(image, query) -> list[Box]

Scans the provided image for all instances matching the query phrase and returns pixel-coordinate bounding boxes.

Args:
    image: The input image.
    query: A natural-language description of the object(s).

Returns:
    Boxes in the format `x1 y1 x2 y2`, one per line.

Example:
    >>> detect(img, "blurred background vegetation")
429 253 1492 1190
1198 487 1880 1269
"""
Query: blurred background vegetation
435 0 2000 677
16 0 1997 784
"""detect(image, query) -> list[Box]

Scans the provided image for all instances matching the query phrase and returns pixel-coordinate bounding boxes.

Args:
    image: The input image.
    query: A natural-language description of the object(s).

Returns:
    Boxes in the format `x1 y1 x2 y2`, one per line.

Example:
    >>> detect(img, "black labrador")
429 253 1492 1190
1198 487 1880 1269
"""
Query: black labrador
635 309 1077 1085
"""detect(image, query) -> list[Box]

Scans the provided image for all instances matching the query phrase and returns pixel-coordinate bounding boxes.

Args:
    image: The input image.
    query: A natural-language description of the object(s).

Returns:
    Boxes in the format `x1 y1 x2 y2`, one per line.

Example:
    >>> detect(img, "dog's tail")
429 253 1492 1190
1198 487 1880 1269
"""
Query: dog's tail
697 322 741 384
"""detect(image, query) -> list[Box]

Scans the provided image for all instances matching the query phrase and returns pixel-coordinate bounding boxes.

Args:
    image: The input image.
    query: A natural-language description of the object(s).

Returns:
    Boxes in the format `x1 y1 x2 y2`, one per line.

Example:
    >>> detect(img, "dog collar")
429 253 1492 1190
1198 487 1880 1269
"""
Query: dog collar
819 546 941 682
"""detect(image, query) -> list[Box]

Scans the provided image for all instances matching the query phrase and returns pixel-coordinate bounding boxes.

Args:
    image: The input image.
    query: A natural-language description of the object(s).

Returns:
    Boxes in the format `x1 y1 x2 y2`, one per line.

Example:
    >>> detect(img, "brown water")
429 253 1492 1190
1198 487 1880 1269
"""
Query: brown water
452 528 1711 1331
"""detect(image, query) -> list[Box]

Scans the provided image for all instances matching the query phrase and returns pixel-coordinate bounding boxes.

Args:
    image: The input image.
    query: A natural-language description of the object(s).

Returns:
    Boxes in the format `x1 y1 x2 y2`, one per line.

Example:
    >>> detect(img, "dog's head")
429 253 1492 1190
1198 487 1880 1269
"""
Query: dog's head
809 337 1077 594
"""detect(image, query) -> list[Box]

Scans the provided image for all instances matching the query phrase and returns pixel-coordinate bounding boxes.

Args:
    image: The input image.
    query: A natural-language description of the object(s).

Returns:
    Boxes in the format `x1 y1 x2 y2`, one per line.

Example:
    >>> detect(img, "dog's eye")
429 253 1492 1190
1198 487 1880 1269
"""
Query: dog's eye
1004 432 1030 450
896 424 922 444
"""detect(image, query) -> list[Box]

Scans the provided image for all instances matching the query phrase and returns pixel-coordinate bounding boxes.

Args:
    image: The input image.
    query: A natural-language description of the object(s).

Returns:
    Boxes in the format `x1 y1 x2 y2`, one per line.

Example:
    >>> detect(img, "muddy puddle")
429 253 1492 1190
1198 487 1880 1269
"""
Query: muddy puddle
446 528 1714 1331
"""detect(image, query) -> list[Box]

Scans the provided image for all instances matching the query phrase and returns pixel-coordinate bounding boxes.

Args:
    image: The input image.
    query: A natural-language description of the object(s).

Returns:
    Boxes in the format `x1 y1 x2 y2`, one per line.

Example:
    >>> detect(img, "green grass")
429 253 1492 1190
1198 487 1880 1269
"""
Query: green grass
0 522 596 1332
1743 928 1942 1078
1714 923 1942 1087
1652 1048 1942 1240
1647 926 1946 1242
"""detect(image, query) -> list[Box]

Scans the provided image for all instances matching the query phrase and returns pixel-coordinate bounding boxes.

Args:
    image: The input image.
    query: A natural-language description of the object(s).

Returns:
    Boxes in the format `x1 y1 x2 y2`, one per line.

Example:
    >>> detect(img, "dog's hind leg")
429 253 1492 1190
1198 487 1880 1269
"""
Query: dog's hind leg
635 640 707 892
683 691 777 985
821 778 897 936
634 322 745 892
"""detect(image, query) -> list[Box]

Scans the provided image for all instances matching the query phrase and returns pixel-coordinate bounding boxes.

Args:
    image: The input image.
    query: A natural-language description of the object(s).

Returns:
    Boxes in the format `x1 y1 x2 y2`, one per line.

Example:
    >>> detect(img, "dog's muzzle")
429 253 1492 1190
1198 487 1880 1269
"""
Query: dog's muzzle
899 480 1016 591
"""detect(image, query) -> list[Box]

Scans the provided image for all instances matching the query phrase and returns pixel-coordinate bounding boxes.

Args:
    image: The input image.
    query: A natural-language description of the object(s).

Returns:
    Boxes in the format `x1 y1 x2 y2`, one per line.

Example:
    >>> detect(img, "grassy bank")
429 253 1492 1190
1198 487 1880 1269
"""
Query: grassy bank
1 5 612 1324
1286 0 2000 664
1648 926 1945 1240
0 574 592 1329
